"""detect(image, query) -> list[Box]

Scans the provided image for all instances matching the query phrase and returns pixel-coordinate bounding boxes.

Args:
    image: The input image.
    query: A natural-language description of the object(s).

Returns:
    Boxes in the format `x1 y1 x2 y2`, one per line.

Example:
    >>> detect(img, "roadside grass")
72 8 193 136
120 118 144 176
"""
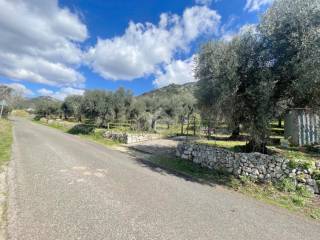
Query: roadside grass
148 155 320 220
10 110 29 118
0 119 13 166
34 120 120 148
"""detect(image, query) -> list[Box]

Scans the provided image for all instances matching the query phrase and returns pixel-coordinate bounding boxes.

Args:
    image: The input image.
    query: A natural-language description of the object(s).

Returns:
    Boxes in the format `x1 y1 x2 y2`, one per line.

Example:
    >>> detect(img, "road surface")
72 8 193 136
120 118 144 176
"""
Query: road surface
7 118 320 240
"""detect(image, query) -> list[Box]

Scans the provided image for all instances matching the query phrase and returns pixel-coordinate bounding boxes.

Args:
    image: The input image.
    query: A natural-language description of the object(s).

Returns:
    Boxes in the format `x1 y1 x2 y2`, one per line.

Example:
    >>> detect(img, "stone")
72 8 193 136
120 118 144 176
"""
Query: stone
176 142 320 195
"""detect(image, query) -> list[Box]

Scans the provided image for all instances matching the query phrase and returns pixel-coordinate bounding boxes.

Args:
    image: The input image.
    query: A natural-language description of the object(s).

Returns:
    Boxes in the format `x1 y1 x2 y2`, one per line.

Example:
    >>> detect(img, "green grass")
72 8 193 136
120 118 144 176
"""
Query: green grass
0 119 13 166
270 146 320 169
196 139 246 152
148 155 320 220
34 120 120 148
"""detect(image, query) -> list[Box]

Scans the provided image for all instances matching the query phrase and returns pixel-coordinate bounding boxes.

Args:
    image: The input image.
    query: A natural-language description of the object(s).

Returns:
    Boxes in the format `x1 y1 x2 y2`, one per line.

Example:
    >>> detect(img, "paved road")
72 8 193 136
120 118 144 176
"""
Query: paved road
8 118 320 240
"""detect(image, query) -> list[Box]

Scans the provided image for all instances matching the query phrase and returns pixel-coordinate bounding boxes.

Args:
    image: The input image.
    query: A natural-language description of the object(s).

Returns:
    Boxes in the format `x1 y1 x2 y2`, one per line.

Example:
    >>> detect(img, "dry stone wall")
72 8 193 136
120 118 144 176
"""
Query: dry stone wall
103 131 160 144
176 142 320 194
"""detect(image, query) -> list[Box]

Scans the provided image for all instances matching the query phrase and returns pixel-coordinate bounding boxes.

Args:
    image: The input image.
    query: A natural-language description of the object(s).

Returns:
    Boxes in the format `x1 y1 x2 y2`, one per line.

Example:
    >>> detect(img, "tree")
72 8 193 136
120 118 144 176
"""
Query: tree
259 0 320 109
34 97 61 118
112 87 133 121
195 40 240 138
61 95 83 121
81 90 113 126
196 28 275 152
0 85 13 118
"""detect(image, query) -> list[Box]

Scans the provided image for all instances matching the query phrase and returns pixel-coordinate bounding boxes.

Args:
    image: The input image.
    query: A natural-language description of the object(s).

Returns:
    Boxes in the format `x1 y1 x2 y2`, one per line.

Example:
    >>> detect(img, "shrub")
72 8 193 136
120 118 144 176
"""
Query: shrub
291 195 306 207
68 124 95 135
296 185 313 198
288 160 313 170
276 178 296 192
312 170 320 180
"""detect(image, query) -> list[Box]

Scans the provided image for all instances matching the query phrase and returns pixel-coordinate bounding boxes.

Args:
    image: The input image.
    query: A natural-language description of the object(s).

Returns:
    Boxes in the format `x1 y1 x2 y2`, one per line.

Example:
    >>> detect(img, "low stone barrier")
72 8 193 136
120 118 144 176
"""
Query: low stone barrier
103 131 160 144
176 142 320 194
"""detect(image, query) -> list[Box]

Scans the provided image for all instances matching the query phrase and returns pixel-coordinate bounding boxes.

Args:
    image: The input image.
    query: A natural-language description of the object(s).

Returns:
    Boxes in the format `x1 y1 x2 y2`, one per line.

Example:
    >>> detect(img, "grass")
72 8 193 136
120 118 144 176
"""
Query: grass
34 120 120 148
196 139 246 151
148 154 320 220
0 119 13 166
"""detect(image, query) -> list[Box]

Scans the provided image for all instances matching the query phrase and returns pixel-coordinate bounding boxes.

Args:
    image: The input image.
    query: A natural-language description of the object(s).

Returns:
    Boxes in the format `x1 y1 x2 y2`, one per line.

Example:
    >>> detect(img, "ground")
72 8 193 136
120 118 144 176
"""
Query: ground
6 118 320 239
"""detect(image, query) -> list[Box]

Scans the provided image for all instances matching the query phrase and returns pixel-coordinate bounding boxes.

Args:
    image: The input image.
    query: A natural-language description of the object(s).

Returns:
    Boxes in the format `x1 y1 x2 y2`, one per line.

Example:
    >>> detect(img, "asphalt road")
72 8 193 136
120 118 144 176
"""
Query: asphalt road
7 118 320 240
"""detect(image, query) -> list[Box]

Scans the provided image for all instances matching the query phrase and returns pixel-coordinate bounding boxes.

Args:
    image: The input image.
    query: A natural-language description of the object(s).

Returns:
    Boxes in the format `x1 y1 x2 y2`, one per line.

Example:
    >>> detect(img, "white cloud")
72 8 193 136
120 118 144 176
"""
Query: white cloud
37 87 84 100
37 88 54 96
86 6 220 81
0 0 88 87
5 83 33 96
244 0 273 12
153 56 196 88
221 24 257 42
195 0 213 6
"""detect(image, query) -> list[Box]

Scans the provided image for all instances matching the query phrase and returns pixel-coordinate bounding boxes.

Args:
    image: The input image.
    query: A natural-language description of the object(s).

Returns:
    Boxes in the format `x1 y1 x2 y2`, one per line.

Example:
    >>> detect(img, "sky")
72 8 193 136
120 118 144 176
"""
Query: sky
0 0 273 100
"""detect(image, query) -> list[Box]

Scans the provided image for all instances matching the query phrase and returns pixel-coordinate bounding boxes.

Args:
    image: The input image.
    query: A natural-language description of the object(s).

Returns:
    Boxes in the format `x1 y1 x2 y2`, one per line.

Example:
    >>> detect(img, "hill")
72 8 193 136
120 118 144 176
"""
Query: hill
16 96 61 109
138 82 197 99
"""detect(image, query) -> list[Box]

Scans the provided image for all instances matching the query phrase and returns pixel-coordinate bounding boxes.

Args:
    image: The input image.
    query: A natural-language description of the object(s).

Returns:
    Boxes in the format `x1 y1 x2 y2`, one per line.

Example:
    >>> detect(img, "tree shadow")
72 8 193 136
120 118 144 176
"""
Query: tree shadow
126 147 236 189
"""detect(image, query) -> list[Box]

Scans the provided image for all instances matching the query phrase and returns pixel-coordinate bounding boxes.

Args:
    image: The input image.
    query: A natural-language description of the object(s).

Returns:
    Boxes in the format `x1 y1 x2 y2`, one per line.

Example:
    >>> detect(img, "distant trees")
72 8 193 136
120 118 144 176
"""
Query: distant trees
34 97 61 118
195 0 320 152
61 95 83 121
32 85 197 132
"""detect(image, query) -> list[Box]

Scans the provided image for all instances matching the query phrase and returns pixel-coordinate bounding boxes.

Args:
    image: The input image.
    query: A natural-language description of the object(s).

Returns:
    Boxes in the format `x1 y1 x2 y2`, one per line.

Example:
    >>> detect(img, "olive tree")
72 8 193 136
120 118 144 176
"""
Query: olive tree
259 0 320 108
61 95 83 121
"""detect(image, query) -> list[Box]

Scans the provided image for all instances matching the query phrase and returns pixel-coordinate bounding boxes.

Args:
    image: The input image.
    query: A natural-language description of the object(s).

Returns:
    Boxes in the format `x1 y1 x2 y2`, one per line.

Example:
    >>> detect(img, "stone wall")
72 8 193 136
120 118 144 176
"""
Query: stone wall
176 142 320 194
103 131 160 144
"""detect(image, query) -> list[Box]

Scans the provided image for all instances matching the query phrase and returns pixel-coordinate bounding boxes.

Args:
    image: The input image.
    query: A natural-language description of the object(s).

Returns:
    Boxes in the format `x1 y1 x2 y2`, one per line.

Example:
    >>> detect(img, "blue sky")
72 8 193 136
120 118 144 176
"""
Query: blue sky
0 0 273 99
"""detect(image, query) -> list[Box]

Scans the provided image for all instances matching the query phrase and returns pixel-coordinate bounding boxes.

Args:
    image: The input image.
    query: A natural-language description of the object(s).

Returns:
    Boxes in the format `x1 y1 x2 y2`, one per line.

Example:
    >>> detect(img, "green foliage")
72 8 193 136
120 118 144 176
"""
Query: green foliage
0 119 12 166
296 185 313 198
195 0 320 152
259 0 320 108
312 170 320 180
68 124 95 135
291 195 306 207
288 159 313 170
276 178 296 192
34 96 61 118
61 95 83 121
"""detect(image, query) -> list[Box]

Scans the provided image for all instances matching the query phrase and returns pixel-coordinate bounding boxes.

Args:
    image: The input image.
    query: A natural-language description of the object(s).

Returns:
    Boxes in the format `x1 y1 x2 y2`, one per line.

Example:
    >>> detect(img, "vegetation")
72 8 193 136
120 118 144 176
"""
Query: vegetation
149 155 320 220
35 119 120 148
0 119 12 166
195 0 320 153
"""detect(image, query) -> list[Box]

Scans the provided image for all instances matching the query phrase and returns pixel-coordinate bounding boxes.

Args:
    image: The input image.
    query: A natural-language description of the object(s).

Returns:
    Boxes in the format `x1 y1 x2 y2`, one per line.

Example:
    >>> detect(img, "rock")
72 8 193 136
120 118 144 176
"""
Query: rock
316 161 320 170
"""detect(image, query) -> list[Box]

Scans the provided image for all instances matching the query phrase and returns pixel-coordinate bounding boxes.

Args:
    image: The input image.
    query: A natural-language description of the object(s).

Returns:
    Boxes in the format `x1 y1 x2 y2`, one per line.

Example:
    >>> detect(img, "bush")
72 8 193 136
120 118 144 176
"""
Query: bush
296 185 313 198
276 178 296 192
68 124 95 135
312 170 320 180
291 195 306 207
288 160 313 170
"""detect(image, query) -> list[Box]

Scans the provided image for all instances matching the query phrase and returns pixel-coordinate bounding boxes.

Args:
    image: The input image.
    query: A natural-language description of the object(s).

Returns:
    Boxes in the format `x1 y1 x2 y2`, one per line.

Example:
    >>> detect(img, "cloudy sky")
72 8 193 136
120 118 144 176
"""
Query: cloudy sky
0 0 273 99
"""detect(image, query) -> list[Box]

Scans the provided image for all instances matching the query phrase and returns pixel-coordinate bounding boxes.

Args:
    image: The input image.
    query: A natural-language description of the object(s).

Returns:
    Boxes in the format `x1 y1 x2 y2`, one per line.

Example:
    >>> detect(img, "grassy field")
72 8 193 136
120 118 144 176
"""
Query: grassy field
34 120 120 148
0 119 13 166
149 155 320 220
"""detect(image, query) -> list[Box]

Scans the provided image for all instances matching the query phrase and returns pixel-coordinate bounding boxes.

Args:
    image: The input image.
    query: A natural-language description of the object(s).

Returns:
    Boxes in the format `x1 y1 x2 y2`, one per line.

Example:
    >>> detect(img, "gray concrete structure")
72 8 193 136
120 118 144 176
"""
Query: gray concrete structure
284 109 320 146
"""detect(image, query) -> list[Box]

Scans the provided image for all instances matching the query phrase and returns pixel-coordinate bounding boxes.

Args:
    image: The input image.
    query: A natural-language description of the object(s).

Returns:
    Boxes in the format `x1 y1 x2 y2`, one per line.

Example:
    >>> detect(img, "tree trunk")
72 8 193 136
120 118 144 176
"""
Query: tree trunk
180 119 184 135
278 117 282 128
230 125 240 139
151 119 157 131
186 115 190 136
245 140 267 153
193 117 196 136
